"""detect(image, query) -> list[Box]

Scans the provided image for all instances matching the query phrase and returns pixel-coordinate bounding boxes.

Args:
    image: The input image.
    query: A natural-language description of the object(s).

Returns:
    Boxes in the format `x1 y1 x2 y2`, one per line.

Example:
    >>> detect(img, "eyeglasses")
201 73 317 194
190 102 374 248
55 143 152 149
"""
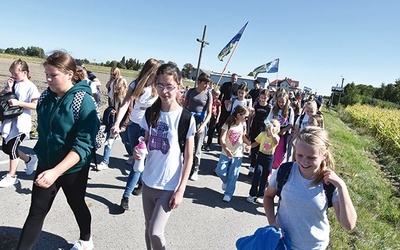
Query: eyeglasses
155 84 177 92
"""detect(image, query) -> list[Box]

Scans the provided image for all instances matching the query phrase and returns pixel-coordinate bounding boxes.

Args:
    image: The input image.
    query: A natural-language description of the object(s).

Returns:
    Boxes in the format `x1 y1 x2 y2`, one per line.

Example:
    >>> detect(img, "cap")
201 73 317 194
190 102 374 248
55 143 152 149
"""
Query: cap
270 87 276 92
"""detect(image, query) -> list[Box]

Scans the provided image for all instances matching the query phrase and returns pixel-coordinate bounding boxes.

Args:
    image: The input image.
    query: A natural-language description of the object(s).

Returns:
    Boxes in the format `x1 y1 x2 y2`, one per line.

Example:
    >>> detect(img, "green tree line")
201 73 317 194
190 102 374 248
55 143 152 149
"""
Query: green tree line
338 79 400 108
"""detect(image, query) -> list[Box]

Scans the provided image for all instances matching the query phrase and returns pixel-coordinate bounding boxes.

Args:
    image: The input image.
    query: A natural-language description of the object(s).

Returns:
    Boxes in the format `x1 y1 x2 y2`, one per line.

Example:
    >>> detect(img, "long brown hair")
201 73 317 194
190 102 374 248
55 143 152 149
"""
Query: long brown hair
44 51 76 74
131 58 161 99
272 91 290 118
225 105 248 128
148 63 182 128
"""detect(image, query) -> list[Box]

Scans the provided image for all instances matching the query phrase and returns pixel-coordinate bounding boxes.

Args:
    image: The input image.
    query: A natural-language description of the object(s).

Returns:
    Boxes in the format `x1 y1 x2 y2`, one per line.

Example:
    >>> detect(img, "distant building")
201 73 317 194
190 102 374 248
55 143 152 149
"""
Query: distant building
269 77 300 92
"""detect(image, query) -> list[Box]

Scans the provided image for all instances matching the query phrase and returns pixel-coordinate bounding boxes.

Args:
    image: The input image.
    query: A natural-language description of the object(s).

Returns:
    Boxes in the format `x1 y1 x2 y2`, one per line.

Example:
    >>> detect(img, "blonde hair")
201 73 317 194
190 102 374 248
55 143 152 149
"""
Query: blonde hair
112 77 128 106
295 126 334 185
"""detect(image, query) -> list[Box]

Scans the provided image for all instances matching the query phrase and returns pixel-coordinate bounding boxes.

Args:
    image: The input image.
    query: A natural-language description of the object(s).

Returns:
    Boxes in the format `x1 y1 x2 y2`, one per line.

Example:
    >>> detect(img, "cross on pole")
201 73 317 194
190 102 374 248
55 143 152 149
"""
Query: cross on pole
195 25 209 87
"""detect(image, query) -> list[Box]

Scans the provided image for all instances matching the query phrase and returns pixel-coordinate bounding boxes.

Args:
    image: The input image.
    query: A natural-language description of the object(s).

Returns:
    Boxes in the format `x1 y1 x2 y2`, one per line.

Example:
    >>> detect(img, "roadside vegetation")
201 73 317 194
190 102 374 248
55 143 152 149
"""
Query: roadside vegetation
324 107 399 249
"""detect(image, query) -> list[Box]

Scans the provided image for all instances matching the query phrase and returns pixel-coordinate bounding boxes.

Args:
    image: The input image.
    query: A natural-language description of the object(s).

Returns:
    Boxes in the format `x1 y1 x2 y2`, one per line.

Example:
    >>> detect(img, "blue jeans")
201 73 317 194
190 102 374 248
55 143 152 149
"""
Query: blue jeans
120 124 131 157
215 154 243 197
249 152 274 197
101 129 129 164
123 122 144 198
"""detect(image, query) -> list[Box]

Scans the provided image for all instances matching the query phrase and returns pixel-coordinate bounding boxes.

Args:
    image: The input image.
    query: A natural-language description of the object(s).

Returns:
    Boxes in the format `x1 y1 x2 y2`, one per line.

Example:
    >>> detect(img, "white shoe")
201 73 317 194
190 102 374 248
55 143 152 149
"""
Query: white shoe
0 174 19 188
221 182 227 191
247 196 256 203
222 195 231 202
26 154 38 175
255 197 264 204
189 170 198 181
96 162 109 171
70 237 94 250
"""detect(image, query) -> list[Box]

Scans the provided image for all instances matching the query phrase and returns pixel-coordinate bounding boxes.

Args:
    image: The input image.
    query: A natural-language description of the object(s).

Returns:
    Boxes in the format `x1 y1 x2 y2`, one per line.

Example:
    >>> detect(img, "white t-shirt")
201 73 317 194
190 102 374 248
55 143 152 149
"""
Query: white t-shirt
295 113 309 132
230 98 252 114
1 80 40 142
269 162 339 250
130 81 158 124
266 107 294 128
139 107 196 191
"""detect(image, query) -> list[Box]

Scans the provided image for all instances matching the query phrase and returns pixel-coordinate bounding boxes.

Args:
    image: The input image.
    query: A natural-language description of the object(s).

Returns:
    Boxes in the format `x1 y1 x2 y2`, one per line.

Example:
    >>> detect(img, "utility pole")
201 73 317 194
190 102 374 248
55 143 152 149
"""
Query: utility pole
339 76 344 105
195 25 209 87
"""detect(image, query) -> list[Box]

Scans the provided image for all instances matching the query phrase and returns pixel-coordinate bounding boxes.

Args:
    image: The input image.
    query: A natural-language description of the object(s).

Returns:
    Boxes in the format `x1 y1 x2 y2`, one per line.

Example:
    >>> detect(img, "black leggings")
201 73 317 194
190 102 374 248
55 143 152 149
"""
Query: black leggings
2 134 26 160
17 166 91 250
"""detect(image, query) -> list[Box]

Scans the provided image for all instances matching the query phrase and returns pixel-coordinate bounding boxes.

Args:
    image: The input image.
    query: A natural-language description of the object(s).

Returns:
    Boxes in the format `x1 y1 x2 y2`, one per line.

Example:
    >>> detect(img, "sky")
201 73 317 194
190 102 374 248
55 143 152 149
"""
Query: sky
1 0 399 96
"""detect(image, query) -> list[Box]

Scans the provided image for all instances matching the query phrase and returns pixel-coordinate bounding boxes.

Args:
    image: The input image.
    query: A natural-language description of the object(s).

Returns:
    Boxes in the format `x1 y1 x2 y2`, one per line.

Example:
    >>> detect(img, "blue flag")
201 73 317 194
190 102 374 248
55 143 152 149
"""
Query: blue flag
266 58 279 73
218 22 249 61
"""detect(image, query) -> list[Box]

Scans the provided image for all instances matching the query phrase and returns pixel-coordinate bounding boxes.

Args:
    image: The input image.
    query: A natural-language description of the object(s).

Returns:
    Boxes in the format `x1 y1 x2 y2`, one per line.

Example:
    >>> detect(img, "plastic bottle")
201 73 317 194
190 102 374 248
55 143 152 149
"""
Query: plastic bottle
133 136 148 173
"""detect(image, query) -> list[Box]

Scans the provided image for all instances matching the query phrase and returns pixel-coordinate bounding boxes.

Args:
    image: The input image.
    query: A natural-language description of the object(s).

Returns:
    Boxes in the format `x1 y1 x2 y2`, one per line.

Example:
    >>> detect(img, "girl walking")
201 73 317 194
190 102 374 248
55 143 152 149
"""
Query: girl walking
134 63 195 249
0 59 40 187
216 105 251 202
97 77 129 170
111 58 161 210
17 51 100 249
266 91 294 169
247 119 280 204
264 126 357 249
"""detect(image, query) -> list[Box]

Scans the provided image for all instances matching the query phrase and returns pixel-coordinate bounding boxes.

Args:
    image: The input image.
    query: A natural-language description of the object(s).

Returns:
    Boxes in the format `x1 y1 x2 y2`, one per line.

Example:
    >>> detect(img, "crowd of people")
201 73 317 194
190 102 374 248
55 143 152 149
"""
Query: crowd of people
0 53 356 250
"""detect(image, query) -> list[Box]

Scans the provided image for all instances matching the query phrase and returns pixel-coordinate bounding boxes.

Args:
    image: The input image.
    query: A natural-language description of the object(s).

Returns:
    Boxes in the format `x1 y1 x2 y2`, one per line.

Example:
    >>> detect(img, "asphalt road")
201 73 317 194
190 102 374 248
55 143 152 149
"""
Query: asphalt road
0 136 272 250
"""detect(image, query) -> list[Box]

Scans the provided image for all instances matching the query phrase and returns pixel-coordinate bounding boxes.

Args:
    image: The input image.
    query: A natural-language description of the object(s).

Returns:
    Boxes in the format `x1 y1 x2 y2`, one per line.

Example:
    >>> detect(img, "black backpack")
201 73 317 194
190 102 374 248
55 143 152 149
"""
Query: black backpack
276 162 335 207
144 107 192 153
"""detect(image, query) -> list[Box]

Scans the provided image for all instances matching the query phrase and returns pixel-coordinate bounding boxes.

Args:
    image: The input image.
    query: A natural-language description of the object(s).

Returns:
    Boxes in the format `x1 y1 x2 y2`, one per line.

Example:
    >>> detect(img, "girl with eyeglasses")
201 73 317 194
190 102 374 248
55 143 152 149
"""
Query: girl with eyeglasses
215 104 251 202
133 63 195 249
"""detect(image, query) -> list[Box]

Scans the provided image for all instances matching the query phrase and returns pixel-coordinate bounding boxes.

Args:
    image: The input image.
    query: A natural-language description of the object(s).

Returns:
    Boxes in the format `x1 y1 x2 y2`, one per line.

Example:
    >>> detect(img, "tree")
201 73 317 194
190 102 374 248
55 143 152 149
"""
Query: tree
182 63 194 79
120 56 126 65
26 46 45 58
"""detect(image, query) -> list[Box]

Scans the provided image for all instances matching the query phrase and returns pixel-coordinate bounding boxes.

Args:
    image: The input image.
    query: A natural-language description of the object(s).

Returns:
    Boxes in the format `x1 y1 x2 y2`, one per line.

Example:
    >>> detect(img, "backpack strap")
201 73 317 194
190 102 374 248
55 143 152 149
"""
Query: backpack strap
276 161 335 208
276 162 294 198
323 183 335 208
178 109 192 153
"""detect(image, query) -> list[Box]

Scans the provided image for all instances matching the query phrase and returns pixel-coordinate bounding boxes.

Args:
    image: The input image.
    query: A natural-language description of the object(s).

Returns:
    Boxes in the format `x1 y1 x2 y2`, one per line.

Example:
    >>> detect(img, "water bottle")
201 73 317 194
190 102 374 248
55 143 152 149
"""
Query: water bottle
133 136 148 173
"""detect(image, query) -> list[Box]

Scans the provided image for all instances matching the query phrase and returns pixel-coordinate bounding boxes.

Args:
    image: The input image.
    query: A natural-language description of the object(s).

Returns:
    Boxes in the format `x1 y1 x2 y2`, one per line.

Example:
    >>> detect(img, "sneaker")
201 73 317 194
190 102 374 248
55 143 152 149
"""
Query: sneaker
132 183 143 196
96 162 109 171
247 196 256 203
221 183 227 191
70 237 93 250
255 197 264 204
25 154 38 175
0 174 19 188
120 197 129 210
222 195 231 202
125 156 134 165
189 170 198 181
248 166 255 177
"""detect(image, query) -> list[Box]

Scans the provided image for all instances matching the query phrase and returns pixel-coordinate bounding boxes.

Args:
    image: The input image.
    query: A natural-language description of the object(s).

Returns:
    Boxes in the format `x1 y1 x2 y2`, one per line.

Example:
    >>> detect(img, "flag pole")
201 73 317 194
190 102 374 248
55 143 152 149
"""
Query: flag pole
275 72 279 89
216 41 240 86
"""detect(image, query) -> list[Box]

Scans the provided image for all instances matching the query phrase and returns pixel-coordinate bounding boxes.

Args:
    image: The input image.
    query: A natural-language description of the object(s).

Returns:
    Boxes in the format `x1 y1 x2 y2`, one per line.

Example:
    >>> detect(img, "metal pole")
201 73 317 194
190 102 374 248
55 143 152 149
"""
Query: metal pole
195 25 209 87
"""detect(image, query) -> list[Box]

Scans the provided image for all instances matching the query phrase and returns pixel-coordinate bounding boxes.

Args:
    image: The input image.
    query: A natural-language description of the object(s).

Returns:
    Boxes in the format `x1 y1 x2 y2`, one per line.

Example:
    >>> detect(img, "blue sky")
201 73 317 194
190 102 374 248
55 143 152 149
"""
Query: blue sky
1 0 399 96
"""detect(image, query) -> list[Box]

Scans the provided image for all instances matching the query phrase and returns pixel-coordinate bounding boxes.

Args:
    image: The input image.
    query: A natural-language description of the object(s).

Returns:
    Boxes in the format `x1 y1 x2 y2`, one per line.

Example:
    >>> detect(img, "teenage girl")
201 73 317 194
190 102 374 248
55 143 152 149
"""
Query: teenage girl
247 88 271 176
266 91 294 169
134 63 195 249
264 126 357 249
111 58 161 210
0 59 40 188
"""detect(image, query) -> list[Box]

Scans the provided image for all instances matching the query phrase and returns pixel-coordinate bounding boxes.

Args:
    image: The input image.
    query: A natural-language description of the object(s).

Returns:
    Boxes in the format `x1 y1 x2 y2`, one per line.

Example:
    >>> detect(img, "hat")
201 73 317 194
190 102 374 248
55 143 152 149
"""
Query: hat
270 87 276 92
